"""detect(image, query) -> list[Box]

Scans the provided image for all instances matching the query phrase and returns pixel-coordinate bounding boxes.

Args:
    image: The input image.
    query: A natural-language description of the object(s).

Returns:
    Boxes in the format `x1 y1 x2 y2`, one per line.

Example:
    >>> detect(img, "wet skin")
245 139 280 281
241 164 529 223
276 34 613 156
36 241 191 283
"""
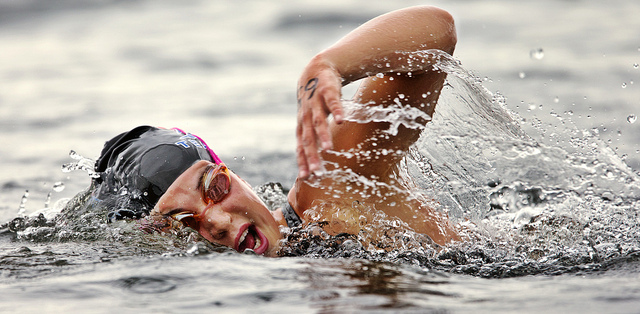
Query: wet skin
152 160 284 256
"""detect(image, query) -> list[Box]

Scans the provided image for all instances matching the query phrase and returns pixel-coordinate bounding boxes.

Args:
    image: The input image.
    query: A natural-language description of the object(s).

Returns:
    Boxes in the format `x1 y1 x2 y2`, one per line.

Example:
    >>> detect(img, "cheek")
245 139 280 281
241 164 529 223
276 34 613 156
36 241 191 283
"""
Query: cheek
227 184 258 207
196 227 216 243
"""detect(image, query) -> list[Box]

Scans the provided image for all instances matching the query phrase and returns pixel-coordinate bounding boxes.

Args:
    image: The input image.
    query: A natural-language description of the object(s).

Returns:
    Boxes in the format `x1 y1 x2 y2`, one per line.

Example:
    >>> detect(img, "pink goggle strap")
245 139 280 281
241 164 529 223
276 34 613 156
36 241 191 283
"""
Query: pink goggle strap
171 127 223 165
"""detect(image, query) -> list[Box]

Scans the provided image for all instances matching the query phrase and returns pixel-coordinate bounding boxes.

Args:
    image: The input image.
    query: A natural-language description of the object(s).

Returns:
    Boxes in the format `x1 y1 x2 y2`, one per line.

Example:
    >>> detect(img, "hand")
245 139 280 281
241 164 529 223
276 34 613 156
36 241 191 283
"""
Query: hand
296 57 344 179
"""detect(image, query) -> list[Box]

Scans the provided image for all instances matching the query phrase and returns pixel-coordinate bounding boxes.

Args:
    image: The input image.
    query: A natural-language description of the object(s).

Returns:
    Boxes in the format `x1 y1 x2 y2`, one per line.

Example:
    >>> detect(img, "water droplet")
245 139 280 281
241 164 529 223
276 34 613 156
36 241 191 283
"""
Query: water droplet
398 94 405 99
634 63 639 69
44 192 51 208
17 190 29 216
622 82 627 88
519 71 526 79
530 48 544 60
627 114 637 124
375 73 384 78
52 182 65 192
554 97 559 103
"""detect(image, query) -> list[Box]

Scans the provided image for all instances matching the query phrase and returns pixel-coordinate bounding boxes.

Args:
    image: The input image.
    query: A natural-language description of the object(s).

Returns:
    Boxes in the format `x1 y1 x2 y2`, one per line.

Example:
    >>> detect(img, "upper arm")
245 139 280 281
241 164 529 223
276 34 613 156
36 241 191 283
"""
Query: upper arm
324 68 448 180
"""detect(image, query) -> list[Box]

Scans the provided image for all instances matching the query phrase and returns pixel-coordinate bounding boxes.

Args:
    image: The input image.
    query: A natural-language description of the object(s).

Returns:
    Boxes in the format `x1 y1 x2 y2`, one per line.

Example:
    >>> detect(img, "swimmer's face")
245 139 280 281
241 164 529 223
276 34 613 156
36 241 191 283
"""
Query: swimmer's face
152 160 282 256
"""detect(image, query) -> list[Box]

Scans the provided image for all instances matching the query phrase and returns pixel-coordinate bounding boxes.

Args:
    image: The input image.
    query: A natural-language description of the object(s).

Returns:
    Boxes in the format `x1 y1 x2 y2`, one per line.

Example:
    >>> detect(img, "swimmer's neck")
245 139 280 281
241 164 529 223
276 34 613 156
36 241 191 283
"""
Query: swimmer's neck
271 208 287 227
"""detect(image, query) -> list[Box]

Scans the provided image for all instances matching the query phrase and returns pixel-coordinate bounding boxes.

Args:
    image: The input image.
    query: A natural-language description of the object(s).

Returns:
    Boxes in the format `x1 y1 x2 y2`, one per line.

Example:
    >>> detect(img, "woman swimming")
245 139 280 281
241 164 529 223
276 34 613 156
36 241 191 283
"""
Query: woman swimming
91 6 459 256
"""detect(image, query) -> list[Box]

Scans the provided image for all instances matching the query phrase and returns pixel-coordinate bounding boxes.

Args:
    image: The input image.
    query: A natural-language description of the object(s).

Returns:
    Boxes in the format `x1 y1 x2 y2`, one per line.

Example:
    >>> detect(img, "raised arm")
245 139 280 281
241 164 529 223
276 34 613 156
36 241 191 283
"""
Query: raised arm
296 5 456 179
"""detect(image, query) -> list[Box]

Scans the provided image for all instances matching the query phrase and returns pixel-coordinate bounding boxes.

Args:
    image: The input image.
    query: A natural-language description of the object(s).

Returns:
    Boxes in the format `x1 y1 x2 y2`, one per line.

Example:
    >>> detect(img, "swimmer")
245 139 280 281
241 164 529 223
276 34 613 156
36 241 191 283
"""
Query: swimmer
89 6 459 256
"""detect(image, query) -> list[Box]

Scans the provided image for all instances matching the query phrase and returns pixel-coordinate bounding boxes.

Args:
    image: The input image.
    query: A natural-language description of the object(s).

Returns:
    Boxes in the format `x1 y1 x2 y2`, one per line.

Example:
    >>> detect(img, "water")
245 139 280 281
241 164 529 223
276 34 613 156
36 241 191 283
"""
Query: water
1 0 640 312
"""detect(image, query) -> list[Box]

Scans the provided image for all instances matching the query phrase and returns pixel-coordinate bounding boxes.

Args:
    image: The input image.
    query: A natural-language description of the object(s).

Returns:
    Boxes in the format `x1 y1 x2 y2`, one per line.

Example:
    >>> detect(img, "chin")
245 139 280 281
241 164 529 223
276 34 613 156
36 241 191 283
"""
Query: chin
263 244 279 257
262 230 282 257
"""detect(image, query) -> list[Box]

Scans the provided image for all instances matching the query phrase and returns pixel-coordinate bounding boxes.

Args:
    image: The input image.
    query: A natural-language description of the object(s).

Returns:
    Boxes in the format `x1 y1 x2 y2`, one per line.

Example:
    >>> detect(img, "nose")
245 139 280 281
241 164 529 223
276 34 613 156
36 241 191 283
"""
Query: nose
199 205 233 242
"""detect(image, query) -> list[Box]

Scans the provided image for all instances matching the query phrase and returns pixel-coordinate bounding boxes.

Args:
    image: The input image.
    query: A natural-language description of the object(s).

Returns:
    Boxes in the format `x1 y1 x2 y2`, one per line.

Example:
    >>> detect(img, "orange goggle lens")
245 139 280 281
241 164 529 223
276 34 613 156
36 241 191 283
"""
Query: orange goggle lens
201 163 231 204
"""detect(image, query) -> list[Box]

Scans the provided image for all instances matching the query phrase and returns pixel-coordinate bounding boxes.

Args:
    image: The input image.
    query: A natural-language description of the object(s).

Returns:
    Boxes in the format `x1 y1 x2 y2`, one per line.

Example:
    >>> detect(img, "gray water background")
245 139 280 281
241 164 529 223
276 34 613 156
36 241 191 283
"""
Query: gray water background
1 0 639 313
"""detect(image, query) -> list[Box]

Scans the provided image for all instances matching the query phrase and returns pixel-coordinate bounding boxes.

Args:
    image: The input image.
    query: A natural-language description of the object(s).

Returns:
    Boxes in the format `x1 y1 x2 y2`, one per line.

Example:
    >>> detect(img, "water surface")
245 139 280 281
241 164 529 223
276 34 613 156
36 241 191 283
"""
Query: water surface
1 0 639 312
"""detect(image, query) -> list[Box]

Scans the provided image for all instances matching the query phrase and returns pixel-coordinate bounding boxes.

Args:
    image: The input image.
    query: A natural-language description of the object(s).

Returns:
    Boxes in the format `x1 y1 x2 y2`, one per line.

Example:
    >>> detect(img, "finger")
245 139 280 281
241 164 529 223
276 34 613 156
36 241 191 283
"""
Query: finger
300 108 322 174
323 88 344 124
311 100 332 151
296 139 310 179
296 111 311 179
315 71 343 123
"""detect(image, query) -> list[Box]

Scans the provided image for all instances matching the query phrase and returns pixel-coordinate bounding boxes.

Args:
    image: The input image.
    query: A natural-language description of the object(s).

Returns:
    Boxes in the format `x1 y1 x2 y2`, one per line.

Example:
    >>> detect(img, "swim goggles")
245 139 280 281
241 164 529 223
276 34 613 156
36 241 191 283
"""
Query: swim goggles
169 163 231 230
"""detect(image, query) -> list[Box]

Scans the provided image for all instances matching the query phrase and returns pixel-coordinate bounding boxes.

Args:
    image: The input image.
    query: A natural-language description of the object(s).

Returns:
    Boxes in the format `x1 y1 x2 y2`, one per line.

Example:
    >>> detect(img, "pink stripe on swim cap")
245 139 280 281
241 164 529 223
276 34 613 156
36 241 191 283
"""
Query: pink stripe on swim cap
171 127 223 165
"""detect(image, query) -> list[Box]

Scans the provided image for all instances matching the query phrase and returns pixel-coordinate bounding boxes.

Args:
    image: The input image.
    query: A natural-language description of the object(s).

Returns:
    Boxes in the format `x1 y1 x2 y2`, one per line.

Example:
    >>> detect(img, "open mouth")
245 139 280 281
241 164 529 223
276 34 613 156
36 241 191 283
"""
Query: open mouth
236 224 269 255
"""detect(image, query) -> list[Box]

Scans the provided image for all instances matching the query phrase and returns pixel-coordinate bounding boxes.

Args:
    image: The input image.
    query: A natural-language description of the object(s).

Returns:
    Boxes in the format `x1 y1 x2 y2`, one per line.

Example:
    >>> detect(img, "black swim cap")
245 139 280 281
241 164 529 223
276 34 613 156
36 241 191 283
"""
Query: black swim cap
93 126 214 217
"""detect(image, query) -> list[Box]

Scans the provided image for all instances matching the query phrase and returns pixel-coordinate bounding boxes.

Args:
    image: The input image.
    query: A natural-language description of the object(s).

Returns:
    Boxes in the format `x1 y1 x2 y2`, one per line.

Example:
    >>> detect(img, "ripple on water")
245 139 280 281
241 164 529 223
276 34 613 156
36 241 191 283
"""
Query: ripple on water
114 276 178 294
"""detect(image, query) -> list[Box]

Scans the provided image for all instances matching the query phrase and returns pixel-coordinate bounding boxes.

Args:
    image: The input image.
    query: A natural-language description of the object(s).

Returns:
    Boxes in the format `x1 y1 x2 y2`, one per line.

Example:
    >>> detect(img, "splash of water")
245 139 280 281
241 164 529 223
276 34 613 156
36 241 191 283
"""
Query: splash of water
62 150 100 178
278 49 640 276
43 182 65 209
6 49 639 278
341 101 432 136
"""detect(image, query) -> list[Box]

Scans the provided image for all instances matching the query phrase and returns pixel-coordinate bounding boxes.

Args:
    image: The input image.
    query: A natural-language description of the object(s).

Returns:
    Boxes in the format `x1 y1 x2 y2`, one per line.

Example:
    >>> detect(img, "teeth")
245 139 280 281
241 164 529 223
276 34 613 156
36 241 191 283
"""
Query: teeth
239 228 249 245
254 237 261 249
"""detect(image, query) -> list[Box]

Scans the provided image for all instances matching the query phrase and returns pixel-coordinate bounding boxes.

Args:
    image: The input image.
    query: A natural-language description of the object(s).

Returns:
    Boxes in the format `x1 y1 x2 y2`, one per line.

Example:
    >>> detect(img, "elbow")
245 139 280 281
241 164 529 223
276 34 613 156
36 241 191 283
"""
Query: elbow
438 8 457 54
435 8 457 54
412 6 457 54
